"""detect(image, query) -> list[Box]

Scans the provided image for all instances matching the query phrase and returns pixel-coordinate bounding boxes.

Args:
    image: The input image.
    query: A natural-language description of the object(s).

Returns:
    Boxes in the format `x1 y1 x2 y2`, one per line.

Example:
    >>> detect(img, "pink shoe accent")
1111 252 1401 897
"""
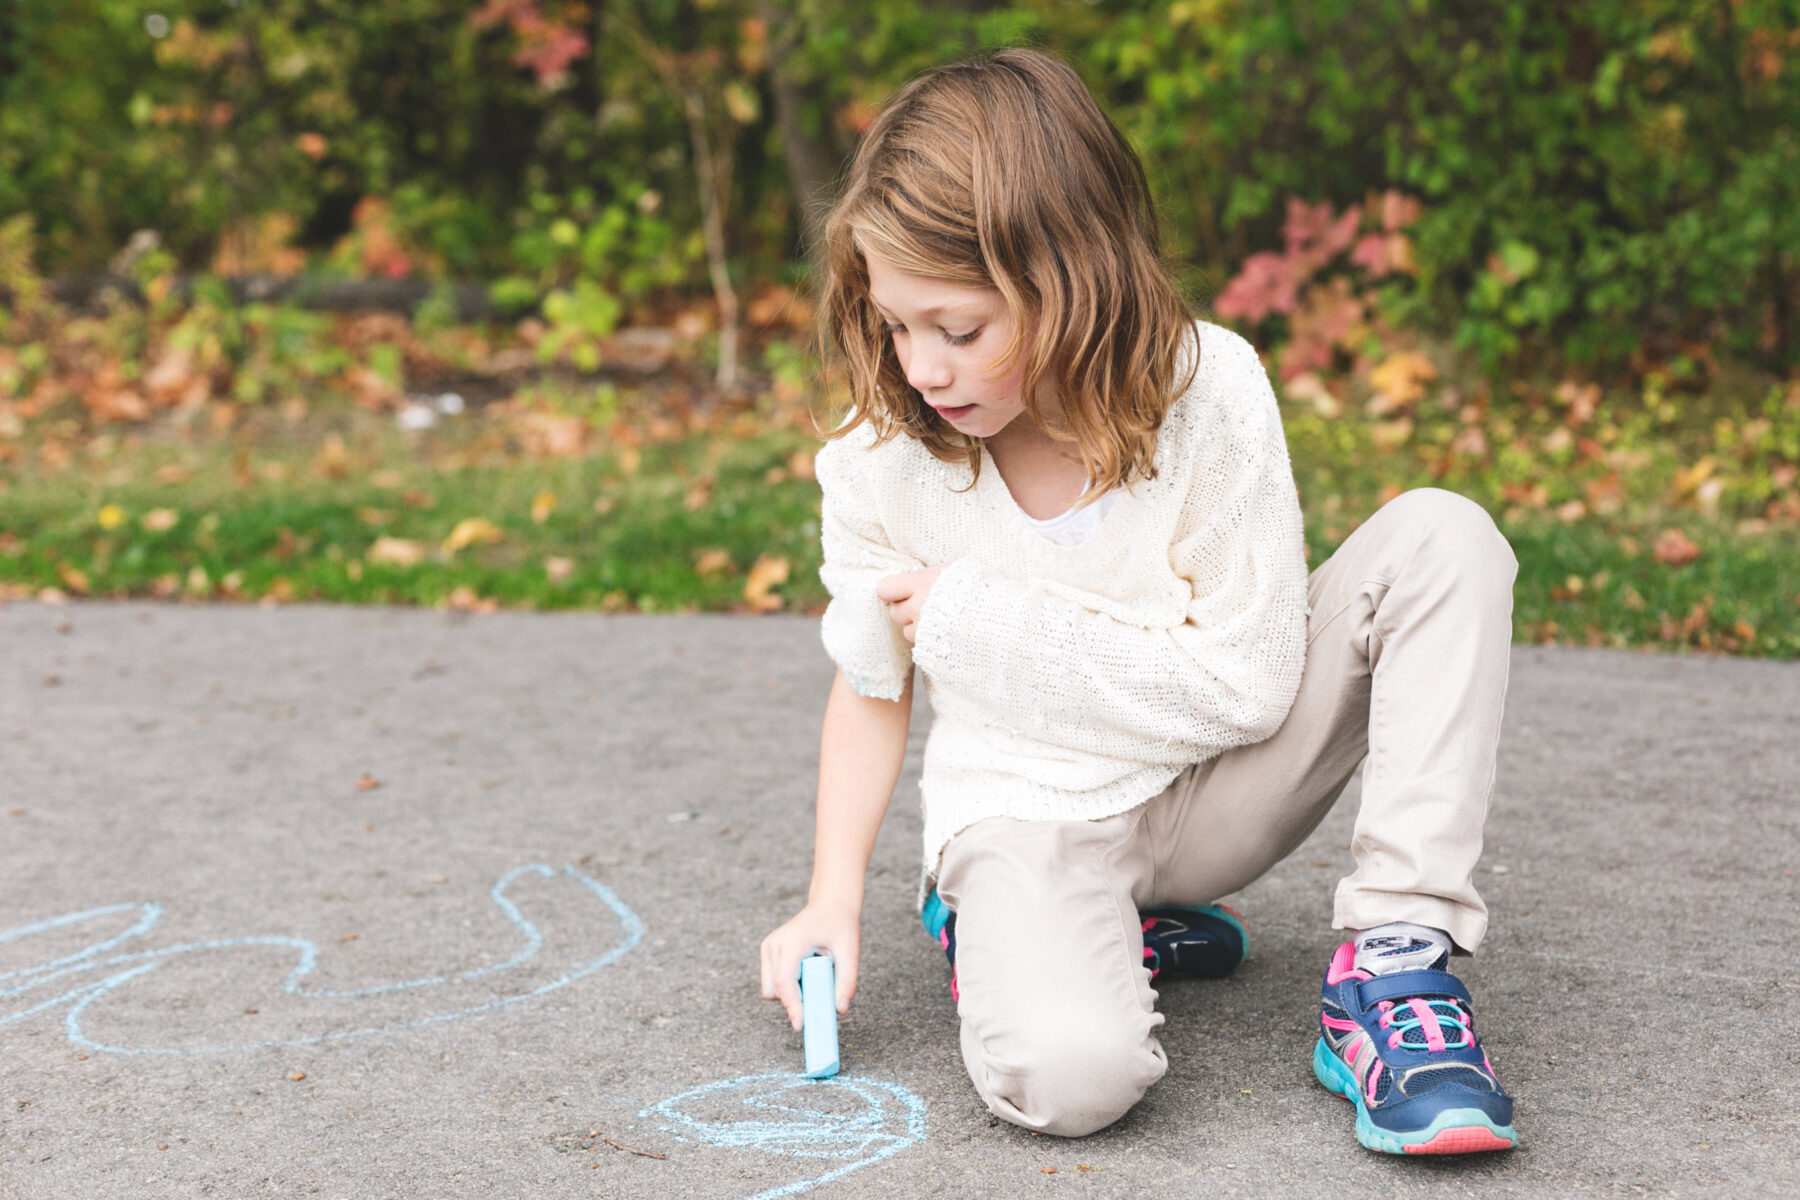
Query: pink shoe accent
1326 941 1372 984
1320 1014 1360 1033
1400 1126 1514 1155
1365 1061 1384 1104
1407 998 1448 1052
949 969 959 1003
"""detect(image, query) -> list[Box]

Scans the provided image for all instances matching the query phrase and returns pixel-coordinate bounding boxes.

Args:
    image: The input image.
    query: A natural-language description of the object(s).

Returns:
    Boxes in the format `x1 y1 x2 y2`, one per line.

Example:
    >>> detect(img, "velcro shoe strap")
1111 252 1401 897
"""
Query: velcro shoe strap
1353 970 1473 1011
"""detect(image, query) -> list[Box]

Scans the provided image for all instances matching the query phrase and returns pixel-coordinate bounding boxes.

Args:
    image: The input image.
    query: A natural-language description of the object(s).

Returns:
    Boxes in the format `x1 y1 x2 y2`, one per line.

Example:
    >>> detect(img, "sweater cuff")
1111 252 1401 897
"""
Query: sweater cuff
910 557 995 683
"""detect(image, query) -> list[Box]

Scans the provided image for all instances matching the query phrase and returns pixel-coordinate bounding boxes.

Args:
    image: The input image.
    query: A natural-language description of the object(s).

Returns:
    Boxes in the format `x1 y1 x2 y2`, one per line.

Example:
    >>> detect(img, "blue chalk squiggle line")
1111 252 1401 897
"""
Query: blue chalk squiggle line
642 1073 927 1200
0 864 643 1054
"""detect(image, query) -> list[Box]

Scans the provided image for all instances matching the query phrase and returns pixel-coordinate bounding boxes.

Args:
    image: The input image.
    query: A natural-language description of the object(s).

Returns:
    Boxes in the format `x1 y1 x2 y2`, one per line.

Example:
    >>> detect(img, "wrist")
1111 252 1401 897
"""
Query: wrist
806 873 865 915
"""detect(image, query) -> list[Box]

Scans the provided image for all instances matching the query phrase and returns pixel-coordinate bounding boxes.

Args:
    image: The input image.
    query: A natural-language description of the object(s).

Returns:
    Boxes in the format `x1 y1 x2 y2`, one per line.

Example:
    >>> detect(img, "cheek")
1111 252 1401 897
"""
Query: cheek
978 349 1026 398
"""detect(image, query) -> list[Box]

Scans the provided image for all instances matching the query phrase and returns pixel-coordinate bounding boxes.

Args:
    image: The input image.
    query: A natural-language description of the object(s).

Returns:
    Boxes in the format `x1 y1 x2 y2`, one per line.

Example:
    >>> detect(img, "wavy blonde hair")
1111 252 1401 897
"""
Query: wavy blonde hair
814 46 1198 505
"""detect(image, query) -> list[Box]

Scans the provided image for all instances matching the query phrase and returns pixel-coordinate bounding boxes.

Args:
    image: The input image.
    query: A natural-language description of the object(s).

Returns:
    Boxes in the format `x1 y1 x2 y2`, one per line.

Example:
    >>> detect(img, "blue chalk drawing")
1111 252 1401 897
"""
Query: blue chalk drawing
0 863 642 1054
642 1073 927 1200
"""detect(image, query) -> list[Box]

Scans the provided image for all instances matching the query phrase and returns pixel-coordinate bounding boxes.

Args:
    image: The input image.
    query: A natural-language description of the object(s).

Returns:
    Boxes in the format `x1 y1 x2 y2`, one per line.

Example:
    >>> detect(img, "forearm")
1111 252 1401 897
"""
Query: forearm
808 666 914 912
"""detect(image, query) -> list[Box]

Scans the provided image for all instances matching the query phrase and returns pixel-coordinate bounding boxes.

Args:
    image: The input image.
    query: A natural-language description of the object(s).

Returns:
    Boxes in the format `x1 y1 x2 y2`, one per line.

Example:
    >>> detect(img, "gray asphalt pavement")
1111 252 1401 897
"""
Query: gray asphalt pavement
2 602 1796 1199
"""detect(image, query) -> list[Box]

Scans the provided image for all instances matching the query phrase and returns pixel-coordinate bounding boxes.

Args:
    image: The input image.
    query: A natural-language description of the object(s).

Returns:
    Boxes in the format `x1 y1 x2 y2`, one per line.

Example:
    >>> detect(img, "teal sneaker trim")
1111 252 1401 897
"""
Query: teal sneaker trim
1312 1038 1518 1155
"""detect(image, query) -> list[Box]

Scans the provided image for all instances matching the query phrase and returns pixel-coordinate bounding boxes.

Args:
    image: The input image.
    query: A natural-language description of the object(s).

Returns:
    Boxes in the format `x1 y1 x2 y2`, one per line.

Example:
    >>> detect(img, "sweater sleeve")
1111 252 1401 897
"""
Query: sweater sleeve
910 338 1308 763
814 432 922 701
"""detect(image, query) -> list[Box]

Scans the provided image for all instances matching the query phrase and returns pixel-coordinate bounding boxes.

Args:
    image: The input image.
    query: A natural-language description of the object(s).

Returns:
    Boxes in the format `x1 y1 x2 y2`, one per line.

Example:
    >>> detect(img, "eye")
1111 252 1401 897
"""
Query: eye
883 322 906 337
945 328 981 347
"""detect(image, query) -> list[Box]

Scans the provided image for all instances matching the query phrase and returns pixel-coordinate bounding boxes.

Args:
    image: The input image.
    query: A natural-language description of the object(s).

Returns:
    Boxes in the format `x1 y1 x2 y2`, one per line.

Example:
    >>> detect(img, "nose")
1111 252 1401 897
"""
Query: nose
901 340 952 394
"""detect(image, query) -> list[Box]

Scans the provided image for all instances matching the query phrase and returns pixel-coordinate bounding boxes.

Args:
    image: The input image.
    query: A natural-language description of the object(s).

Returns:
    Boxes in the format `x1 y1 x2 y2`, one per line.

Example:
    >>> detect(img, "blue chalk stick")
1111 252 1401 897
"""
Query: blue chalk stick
799 953 840 1078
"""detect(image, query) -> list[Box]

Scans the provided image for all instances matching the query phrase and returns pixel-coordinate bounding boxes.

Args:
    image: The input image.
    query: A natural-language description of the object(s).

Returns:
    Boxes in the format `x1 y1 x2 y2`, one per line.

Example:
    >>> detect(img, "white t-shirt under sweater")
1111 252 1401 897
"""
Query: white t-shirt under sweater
814 320 1311 896
1021 489 1118 546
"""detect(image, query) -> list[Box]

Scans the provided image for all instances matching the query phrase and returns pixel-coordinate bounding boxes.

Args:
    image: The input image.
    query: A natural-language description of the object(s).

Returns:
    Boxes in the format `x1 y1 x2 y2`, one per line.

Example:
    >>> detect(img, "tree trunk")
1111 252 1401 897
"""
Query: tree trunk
756 0 842 285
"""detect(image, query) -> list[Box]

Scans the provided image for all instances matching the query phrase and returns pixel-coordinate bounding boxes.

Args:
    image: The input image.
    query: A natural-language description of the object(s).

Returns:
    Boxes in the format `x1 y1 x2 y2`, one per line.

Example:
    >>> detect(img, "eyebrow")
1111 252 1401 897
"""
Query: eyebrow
868 296 981 320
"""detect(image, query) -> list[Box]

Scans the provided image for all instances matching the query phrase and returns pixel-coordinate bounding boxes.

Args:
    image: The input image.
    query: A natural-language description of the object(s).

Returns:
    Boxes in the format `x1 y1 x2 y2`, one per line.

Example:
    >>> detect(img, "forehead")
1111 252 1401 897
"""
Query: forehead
863 253 994 317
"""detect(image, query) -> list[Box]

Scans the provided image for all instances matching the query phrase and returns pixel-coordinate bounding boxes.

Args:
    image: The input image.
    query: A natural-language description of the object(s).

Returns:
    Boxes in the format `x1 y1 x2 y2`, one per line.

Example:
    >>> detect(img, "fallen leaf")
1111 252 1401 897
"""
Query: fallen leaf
1283 371 1342 418
140 508 179 532
787 449 817 481
1652 528 1701 566
743 554 789 612
295 131 329 159
531 491 557 523
1670 456 1716 500
1553 379 1601 425
367 537 427 567
544 555 574 583
97 504 126 530
442 517 503 555
153 464 193 485
1367 351 1437 414
684 474 715 512
56 563 90 595
289 1071 306 1081
694 547 734 577
312 434 349 479
445 585 498 613
1370 417 1413 450
354 774 380 791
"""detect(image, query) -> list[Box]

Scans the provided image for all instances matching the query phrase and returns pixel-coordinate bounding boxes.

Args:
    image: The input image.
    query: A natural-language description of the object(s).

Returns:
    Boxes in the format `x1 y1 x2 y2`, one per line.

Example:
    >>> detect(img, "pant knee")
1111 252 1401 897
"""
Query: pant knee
1378 487 1517 584
967 1016 1165 1137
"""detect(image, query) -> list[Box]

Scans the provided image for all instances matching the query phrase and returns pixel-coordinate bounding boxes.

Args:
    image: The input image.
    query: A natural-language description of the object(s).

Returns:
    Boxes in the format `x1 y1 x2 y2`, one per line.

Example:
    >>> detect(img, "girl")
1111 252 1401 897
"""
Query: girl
758 47 1519 1155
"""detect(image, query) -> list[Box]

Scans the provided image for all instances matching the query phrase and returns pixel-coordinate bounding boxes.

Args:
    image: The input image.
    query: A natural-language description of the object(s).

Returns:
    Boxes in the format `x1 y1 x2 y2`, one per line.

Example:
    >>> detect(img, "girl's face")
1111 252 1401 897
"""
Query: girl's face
864 252 1042 440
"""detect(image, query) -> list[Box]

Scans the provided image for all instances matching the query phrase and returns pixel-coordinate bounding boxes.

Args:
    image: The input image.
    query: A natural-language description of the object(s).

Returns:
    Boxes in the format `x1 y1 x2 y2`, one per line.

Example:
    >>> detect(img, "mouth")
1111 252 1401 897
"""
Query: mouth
931 403 976 421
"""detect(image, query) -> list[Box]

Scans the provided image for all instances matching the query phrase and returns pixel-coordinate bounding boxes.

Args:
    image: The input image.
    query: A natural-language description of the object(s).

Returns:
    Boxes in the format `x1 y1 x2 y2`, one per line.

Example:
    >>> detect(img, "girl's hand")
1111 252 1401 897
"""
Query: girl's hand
759 902 862 1030
875 564 945 644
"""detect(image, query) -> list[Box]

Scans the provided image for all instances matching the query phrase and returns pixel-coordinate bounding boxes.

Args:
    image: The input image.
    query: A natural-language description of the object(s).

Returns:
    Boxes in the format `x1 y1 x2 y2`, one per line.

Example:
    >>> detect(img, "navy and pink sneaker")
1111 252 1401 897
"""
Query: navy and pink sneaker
1315 941 1517 1154
920 889 1248 1001
1139 903 1248 980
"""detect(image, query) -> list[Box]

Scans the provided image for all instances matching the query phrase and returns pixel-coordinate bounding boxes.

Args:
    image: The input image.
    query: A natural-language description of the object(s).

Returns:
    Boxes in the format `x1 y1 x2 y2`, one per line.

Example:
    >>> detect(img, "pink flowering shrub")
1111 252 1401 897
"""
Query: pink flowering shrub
1213 192 1423 381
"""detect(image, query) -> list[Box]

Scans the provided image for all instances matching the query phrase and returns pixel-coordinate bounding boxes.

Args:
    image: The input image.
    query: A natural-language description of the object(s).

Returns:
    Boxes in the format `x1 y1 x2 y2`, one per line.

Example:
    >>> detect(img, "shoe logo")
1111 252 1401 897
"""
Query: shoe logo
1361 935 1430 956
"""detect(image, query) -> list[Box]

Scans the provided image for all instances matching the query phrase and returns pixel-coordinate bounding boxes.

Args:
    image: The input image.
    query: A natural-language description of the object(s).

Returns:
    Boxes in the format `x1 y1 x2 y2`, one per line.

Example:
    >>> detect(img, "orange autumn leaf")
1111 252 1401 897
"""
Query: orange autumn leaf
1367 351 1437 415
743 554 789 612
442 517 502 555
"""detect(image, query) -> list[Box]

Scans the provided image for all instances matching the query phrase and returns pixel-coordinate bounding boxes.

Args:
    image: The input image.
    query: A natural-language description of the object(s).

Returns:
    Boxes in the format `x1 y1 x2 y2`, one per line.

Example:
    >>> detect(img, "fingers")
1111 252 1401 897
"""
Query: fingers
874 573 909 603
759 931 807 1030
835 951 858 1014
774 973 803 1030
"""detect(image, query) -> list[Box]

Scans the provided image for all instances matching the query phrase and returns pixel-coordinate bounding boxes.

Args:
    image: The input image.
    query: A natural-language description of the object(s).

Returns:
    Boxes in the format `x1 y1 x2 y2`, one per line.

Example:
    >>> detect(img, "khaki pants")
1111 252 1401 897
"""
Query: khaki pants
934 488 1518 1137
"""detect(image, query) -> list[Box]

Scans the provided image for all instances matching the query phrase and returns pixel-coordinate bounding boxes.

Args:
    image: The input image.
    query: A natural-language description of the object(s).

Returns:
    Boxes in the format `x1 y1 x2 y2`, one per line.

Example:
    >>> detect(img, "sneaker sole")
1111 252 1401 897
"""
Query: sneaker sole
1312 1038 1517 1155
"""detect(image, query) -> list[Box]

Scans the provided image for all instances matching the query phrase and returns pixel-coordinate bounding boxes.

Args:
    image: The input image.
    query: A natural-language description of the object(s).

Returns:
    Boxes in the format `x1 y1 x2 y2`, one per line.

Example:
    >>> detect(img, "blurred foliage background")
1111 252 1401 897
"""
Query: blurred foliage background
1 0 1798 653
6 0 1798 369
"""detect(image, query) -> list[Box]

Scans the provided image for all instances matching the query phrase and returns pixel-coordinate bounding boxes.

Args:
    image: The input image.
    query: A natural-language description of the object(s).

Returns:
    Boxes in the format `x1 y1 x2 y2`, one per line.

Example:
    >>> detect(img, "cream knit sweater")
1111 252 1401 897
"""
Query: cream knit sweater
815 320 1311 891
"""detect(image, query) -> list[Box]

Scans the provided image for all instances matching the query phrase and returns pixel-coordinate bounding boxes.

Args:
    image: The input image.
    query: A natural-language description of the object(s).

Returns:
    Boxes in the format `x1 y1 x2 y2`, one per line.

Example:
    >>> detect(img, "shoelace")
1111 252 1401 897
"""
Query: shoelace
1374 995 1475 1053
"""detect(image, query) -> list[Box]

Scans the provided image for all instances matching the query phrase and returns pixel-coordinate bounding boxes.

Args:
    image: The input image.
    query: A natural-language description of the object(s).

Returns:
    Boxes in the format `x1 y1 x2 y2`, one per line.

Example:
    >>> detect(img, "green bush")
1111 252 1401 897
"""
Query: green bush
2 1 1795 372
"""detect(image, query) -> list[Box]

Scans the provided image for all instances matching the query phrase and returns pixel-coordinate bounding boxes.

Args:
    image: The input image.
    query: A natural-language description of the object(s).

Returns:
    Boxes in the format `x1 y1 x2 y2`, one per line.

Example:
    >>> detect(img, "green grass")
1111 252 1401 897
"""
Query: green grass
2 393 1796 657
0 421 831 613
